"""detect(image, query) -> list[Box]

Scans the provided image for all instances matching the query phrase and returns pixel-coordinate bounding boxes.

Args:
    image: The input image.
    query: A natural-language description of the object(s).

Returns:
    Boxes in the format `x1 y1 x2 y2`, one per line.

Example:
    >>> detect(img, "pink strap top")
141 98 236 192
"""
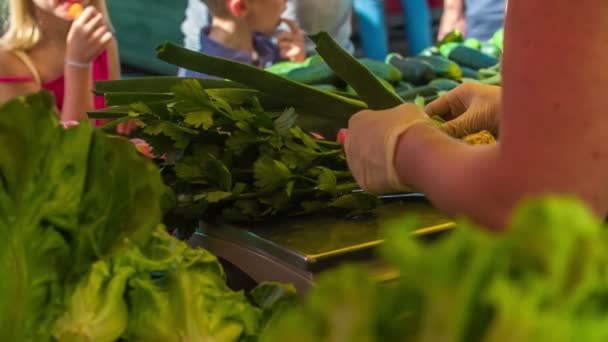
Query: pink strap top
0 50 109 111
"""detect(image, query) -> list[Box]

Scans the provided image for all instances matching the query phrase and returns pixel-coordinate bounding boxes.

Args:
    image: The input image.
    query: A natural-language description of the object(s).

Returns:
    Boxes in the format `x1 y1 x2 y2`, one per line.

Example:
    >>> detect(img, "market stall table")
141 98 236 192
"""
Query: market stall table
187 193 454 293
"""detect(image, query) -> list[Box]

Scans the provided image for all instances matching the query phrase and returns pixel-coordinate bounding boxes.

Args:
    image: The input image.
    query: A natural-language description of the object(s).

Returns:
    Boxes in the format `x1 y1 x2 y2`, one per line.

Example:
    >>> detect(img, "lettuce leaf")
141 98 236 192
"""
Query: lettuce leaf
0 92 170 341
261 196 608 341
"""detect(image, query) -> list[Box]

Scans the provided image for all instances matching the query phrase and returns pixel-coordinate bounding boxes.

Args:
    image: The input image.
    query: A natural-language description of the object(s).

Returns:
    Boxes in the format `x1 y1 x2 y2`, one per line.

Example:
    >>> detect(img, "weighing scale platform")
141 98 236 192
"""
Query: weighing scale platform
187 193 454 293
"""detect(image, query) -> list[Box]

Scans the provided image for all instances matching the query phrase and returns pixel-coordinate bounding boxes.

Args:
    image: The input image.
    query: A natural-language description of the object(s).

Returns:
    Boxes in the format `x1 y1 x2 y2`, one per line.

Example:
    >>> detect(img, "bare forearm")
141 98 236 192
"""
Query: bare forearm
442 0 464 12
61 65 94 121
394 123 515 229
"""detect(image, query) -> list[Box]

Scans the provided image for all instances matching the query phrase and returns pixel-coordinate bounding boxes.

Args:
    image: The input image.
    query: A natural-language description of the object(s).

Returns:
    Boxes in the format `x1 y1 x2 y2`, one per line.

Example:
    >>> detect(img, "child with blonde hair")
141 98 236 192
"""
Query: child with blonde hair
0 0 134 134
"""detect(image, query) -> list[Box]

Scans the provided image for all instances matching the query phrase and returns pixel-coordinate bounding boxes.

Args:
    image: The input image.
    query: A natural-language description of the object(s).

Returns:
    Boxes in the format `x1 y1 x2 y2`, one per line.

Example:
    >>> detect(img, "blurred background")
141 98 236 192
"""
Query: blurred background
0 0 445 77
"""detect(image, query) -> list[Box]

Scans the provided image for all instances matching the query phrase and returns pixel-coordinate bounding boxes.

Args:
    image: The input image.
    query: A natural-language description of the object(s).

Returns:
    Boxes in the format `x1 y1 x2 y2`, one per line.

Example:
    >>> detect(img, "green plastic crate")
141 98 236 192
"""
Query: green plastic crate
108 0 187 75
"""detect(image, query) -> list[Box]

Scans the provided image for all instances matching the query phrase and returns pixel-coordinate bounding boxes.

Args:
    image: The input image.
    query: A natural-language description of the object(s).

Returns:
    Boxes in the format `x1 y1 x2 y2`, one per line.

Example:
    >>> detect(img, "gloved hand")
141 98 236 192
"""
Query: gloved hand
425 83 501 138
345 103 433 195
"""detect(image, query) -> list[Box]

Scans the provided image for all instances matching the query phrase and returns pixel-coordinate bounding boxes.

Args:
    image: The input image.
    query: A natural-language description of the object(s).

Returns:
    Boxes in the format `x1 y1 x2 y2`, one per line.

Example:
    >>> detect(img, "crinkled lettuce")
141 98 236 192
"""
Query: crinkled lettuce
262 197 608 342
0 92 169 341
123 229 264 342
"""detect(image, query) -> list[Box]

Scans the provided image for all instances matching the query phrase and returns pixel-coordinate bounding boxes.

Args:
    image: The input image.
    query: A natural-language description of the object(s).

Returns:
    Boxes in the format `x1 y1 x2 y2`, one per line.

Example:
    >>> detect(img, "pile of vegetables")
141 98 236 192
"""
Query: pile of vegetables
0 93 294 341
261 196 608 341
266 28 504 106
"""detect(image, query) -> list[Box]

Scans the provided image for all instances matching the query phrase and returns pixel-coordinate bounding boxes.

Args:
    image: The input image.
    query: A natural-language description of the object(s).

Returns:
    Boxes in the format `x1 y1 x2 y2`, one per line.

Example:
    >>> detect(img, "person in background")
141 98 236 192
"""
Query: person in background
179 0 354 63
0 0 134 134
178 0 305 78
352 0 388 60
345 0 608 230
437 0 506 41
353 0 433 59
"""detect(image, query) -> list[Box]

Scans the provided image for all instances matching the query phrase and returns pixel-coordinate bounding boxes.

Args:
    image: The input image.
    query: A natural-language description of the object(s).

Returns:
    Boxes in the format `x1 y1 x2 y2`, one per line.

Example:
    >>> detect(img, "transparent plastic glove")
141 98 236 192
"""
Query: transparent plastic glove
345 103 433 195
425 83 501 138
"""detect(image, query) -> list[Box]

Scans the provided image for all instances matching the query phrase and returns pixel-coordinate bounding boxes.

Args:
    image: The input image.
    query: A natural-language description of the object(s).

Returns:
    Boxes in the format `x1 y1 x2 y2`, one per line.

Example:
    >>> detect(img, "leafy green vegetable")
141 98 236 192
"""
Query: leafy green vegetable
97 79 377 227
53 260 134 342
261 196 608 341
123 229 264 342
0 92 170 341
0 92 296 342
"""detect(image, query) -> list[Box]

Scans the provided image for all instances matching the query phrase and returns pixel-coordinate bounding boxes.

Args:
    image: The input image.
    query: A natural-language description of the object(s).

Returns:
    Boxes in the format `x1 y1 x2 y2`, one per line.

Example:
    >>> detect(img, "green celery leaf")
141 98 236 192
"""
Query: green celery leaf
314 167 337 196
254 156 293 192
143 121 196 149
183 109 214 129
274 108 298 137
206 154 233 191
206 191 233 203
172 78 211 104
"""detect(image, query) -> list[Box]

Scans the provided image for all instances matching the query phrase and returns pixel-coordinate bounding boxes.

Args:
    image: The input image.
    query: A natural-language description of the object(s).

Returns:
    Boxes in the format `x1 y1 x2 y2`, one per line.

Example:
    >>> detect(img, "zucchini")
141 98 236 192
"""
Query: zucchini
397 85 440 101
409 55 463 80
358 58 402 83
311 32 403 110
155 42 367 122
428 78 460 91
386 53 435 85
448 45 499 70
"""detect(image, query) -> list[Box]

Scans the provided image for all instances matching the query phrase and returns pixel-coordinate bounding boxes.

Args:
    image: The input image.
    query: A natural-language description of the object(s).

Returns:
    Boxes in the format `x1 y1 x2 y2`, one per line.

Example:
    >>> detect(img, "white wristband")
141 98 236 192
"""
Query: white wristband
65 60 90 68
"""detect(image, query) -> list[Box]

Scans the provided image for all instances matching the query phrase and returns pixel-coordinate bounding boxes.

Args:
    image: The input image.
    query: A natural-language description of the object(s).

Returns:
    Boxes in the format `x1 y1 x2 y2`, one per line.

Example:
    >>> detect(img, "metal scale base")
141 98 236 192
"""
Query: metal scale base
187 193 454 293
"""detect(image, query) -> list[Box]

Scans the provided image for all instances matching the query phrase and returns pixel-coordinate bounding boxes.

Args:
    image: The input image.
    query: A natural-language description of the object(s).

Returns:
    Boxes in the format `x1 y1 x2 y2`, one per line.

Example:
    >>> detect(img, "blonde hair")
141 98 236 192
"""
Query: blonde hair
0 0 113 51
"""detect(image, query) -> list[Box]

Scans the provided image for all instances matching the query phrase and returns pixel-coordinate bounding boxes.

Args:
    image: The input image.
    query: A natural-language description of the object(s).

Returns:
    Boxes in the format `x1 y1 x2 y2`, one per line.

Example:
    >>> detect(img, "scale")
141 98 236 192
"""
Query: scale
187 193 454 293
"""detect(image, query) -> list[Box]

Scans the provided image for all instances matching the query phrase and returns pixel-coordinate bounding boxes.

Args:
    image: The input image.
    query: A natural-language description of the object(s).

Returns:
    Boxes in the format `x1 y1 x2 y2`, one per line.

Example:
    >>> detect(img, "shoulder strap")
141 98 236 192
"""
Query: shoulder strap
12 50 42 86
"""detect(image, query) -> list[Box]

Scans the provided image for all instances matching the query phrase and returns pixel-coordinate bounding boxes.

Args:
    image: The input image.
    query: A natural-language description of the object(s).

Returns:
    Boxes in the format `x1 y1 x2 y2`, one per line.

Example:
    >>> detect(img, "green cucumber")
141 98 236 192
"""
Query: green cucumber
439 42 460 58
155 42 367 122
311 32 403 109
460 66 480 79
312 84 339 92
480 42 502 58
264 61 306 76
491 28 504 50
358 58 402 83
463 38 481 50
386 53 435 85
94 76 245 95
394 81 414 93
397 85 440 101
409 56 463 80
428 78 461 91
448 45 499 70
285 62 338 85
437 30 464 46
417 46 440 56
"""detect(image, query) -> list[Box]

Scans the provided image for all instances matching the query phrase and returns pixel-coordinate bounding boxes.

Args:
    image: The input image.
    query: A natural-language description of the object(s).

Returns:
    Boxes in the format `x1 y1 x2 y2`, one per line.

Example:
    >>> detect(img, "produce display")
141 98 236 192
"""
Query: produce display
0 93 294 341
91 30 502 228
266 29 503 108
2 24 604 342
